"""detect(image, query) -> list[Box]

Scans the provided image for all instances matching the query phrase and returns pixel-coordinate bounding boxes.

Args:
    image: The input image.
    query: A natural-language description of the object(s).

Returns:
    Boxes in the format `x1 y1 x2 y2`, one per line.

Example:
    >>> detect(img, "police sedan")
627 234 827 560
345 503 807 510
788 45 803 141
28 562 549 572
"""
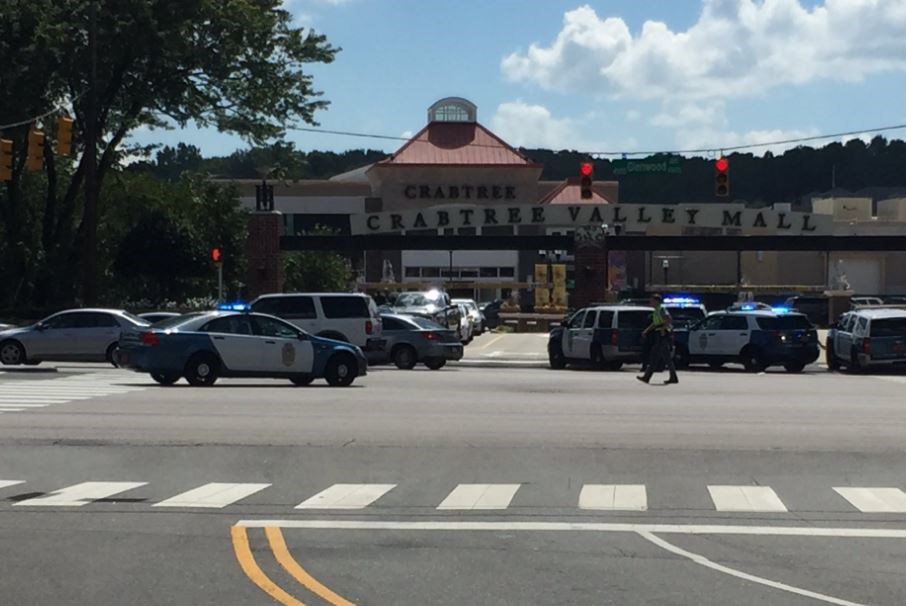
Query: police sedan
673 306 819 373
115 310 367 387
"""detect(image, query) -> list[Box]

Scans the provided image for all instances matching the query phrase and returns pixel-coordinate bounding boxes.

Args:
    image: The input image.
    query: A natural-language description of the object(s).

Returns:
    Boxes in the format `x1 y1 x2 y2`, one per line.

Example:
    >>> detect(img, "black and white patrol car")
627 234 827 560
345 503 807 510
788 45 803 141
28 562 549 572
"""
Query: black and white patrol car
673 307 819 373
548 305 652 370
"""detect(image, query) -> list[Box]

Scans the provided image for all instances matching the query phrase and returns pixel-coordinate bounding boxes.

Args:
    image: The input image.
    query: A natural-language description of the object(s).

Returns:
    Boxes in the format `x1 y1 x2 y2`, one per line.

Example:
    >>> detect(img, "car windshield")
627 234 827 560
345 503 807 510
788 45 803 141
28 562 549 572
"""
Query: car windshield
120 311 152 326
871 318 906 337
396 293 435 307
152 313 206 330
667 307 705 325
409 316 447 330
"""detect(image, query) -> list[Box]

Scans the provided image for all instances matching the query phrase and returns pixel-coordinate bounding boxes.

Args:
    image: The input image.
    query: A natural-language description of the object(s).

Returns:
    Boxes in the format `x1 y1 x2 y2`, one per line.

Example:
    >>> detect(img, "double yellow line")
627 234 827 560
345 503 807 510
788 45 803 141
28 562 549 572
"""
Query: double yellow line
231 525 355 606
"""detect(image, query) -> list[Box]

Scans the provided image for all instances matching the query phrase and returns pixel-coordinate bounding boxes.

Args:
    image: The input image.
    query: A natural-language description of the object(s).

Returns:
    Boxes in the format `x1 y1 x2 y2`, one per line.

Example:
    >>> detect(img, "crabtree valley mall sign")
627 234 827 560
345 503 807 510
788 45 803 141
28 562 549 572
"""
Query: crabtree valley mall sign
350 204 832 236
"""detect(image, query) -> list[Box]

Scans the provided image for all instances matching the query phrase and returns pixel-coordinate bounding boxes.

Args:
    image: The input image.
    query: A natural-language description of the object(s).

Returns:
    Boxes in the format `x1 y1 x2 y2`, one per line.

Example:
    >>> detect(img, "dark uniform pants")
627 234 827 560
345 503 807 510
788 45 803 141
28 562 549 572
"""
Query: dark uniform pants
642 332 677 382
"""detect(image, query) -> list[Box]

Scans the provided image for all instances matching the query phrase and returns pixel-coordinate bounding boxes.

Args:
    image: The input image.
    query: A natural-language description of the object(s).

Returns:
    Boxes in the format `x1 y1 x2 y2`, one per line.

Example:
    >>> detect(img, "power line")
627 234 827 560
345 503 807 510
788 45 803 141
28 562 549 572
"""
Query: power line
0 94 84 131
289 122 906 157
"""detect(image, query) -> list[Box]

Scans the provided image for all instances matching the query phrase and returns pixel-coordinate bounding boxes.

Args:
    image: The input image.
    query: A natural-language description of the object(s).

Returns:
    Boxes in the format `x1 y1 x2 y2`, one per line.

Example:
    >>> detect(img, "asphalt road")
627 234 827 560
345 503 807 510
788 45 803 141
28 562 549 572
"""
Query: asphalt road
1 355 905 605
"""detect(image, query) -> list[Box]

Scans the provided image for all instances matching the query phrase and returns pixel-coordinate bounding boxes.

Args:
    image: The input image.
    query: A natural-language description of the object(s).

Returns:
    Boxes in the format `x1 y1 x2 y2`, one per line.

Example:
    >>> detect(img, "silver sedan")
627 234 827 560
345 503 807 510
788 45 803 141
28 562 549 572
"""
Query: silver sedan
381 313 464 369
0 308 150 366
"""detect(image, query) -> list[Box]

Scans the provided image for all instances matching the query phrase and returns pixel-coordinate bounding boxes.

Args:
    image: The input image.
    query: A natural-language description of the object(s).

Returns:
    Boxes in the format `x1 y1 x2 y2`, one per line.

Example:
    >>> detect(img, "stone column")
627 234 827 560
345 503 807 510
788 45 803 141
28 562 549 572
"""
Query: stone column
572 226 608 308
246 211 283 298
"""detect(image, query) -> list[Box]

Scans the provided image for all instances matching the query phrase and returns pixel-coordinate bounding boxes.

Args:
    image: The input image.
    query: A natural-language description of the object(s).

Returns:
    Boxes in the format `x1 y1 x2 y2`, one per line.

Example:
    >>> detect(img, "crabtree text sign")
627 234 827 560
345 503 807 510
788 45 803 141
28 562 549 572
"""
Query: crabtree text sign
350 204 832 236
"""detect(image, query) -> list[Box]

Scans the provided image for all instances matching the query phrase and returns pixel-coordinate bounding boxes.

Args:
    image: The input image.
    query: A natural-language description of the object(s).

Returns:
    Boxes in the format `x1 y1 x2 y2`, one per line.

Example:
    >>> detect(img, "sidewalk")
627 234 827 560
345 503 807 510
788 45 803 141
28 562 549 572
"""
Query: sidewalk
453 332 549 368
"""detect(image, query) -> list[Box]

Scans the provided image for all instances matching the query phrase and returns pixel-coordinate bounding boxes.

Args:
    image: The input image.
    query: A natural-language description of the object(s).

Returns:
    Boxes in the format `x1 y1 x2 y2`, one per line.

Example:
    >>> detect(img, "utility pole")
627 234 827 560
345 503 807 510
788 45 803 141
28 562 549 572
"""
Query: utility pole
81 1 99 305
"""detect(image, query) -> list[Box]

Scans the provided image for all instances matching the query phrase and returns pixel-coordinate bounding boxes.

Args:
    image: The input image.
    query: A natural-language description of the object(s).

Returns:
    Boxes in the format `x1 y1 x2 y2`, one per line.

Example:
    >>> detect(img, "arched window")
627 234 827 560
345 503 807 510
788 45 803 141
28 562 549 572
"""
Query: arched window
427 97 477 123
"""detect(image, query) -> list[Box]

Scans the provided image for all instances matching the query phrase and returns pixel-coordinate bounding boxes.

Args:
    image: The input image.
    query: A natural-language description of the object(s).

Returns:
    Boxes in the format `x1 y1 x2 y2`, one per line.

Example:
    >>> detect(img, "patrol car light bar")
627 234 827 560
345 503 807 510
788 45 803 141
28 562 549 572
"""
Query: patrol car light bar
663 296 700 306
217 302 250 311
771 306 791 314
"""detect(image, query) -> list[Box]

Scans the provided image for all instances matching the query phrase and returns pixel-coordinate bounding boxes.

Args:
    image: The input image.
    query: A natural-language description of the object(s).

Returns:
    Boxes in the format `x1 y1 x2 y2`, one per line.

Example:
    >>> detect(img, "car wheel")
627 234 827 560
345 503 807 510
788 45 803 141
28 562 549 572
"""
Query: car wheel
826 341 840 371
151 372 180 386
849 347 863 373
106 343 119 368
0 340 25 366
548 346 566 370
392 345 417 370
290 374 315 386
740 347 767 373
424 359 446 370
326 353 357 387
184 353 219 386
673 345 690 369
784 362 806 373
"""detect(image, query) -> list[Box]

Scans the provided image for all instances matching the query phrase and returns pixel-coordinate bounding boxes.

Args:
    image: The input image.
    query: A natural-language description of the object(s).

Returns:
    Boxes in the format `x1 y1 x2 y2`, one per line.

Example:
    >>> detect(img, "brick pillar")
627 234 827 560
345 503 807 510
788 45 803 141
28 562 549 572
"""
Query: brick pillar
246 211 283 298
572 227 608 308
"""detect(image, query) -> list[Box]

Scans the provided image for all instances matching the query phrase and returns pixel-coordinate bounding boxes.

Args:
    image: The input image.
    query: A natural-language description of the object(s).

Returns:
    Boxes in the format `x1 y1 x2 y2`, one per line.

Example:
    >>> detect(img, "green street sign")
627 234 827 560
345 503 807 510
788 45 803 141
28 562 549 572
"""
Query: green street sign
612 156 682 176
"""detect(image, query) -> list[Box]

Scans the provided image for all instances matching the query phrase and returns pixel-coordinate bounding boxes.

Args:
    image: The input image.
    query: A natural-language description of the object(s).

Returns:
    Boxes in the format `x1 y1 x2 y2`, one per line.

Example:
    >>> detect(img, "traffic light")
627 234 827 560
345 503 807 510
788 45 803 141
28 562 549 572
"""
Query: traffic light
56 115 74 156
580 161 593 199
715 156 730 197
211 247 222 263
26 127 44 172
0 138 12 182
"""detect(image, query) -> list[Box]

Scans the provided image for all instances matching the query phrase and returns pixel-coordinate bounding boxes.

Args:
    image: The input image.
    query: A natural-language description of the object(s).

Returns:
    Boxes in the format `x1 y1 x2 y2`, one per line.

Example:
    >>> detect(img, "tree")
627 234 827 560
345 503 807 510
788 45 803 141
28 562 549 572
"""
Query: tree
283 228 351 293
0 0 338 307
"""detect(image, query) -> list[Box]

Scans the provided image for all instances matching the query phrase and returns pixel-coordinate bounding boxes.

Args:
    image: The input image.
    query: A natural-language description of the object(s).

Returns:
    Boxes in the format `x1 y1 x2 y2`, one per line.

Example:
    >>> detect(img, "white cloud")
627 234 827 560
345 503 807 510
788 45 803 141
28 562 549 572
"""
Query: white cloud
400 130 413 139
491 101 606 150
625 109 642 122
650 101 727 128
502 0 906 100
675 126 821 155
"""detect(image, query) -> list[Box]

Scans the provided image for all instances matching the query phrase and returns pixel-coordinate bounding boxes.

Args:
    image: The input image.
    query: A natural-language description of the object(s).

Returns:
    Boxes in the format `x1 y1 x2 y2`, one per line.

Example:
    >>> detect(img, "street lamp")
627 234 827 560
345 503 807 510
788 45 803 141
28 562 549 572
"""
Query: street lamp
662 258 670 285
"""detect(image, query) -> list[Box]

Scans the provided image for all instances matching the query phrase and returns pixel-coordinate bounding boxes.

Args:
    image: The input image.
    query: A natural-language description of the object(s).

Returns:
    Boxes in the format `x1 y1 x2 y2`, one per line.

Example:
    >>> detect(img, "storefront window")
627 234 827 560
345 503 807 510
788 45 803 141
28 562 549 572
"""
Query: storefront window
404 267 420 278
499 267 515 278
480 267 498 278
422 267 440 278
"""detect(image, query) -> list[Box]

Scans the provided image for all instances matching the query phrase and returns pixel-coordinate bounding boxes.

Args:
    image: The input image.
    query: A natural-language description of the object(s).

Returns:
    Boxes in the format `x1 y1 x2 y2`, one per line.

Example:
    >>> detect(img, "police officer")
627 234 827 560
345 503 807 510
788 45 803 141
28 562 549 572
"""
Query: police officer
638 293 679 385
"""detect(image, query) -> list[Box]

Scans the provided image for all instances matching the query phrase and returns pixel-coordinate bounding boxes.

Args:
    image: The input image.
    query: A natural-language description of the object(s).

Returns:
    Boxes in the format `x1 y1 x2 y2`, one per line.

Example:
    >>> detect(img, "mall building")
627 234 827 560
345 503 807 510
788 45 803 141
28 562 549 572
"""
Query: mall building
233 97 906 303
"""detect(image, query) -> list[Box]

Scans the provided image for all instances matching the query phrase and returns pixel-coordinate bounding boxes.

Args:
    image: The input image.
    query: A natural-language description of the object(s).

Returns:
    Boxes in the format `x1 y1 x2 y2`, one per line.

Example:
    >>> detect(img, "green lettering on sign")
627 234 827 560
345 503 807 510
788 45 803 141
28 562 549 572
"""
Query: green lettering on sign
612 155 682 176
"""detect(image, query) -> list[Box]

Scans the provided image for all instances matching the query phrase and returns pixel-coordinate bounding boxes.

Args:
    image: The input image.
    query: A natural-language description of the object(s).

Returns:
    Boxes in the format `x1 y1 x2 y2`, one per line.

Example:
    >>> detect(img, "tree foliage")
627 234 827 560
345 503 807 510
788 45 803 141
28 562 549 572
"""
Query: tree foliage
0 0 337 309
282 228 351 293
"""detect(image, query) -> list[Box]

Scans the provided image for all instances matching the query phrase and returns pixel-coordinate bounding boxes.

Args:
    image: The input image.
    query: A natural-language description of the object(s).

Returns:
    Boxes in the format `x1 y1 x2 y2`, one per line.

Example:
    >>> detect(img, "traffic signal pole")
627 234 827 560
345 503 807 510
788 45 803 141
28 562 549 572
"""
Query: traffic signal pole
81 1 99 305
217 263 224 303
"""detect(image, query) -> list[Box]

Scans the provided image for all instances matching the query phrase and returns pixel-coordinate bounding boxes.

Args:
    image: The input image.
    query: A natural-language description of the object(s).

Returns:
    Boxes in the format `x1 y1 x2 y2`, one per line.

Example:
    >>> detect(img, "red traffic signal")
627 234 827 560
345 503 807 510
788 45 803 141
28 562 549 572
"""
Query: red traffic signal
579 162 594 199
714 157 730 197
211 247 222 263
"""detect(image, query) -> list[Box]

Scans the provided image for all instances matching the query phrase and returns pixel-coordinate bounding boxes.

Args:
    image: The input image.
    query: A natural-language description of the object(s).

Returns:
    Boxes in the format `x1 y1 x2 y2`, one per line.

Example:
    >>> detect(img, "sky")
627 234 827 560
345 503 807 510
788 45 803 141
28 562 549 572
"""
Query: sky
130 0 906 158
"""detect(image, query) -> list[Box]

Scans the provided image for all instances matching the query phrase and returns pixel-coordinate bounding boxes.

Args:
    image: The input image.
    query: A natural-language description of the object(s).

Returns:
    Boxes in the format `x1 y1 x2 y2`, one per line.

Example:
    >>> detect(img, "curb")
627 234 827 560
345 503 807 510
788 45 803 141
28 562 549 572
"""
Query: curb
452 359 549 369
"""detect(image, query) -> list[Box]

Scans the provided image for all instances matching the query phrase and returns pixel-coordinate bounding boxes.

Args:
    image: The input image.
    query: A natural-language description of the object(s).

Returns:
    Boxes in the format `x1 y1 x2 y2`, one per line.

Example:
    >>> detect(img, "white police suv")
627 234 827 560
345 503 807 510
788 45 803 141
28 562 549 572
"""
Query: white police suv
548 305 652 370
673 305 819 373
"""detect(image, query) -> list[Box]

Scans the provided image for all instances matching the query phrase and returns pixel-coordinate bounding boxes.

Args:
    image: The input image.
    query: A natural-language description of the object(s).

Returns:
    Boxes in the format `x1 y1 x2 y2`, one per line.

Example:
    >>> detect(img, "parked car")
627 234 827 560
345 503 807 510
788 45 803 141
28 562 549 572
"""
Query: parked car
380 313 464 369
116 310 367 386
883 296 906 305
249 293 385 361
0 308 150 366
479 300 503 330
851 296 884 307
548 305 652 370
0 323 13 332
662 297 708 328
138 311 181 324
826 308 906 371
783 295 829 327
390 290 463 337
452 298 484 335
456 302 474 344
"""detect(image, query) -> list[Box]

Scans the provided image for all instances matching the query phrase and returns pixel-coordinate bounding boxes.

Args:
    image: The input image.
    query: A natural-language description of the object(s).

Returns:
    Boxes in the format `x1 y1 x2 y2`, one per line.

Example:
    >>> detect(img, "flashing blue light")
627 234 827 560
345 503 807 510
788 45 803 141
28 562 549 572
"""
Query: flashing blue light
771 306 791 314
217 302 249 311
739 303 757 311
664 296 701 306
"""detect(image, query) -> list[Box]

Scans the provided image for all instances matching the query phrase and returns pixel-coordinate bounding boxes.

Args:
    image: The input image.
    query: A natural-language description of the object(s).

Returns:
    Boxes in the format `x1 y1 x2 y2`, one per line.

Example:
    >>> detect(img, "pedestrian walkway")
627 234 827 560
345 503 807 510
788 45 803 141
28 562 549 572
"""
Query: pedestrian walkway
3 478 905 514
0 371 145 415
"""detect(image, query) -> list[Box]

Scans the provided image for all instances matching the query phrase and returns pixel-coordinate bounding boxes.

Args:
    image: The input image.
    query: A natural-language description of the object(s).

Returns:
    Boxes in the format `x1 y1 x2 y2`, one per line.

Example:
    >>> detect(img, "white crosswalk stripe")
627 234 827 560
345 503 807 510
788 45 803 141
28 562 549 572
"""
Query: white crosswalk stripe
834 487 906 513
579 484 648 510
437 484 521 510
14 482 147 507
296 484 397 509
0 371 145 414
0 480 24 490
708 486 788 512
154 483 272 508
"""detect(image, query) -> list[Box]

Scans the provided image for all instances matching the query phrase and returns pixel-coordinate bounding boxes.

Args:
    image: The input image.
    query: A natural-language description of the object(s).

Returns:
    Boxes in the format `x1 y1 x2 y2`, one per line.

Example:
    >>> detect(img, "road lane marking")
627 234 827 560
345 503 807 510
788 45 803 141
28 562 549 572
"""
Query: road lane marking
0 400 66 405
0 408 27 412
834 487 906 513
0 394 93 399
265 527 356 606
14 481 147 507
708 486 788 512
230 526 308 606
476 334 505 351
436 484 521 510
637 531 866 606
236 520 906 539
296 484 396 510
0 480 24 490
579 484 647 511
154 483 272 508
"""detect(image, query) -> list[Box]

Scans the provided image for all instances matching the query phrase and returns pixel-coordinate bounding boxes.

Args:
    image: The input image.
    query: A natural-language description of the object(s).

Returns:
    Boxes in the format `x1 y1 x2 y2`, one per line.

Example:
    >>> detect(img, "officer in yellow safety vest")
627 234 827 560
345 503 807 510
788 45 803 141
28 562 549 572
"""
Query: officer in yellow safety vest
637 293 679 385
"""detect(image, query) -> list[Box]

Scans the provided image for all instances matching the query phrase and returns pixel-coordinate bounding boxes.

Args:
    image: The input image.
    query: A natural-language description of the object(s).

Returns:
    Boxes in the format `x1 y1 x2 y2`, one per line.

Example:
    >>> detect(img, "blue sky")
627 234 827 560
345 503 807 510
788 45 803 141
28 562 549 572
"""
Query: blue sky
131 0 906 158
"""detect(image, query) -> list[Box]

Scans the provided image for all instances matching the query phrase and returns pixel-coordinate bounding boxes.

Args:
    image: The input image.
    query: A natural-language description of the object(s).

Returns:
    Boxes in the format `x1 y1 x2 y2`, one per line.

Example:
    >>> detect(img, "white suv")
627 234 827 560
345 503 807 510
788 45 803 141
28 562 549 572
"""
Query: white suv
249 293 385 360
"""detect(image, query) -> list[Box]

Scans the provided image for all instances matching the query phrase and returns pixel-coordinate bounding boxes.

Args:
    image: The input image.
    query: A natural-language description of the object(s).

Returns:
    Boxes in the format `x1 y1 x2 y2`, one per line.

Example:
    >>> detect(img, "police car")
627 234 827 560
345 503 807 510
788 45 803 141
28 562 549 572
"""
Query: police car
115 308 368 387
673 305 819 373
662 297 708 329
827 308 906 371
548 305 652 370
